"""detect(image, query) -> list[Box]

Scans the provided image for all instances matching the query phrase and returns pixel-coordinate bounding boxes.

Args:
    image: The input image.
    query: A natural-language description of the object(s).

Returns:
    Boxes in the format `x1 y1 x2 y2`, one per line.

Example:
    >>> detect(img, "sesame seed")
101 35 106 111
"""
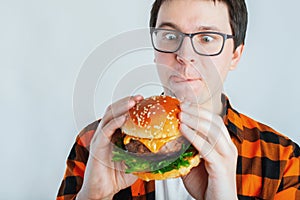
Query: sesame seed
154 125 161 129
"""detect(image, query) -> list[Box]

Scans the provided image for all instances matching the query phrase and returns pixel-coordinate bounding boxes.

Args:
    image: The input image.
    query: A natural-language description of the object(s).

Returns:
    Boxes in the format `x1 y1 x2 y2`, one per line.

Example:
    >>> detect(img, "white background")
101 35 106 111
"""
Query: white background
0 0 299 199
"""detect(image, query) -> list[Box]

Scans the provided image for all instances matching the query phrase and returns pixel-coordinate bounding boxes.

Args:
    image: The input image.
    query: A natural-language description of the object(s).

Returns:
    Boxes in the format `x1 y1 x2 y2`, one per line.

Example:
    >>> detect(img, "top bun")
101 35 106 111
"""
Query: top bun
122 95 181 139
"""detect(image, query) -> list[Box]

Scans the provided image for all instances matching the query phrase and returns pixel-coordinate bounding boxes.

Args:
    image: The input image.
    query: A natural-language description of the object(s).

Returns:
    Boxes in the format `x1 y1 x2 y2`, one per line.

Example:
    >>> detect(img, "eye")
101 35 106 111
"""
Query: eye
163 32 178 40
201 35 214 43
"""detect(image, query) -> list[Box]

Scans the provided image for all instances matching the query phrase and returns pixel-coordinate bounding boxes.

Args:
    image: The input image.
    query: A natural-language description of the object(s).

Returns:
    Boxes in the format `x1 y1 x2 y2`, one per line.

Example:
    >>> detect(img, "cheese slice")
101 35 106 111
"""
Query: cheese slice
124 135 178 153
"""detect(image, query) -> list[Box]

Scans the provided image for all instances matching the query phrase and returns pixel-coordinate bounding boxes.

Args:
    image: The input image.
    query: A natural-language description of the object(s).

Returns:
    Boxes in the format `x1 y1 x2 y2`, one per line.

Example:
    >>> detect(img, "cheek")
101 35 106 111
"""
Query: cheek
207 52 233 82
155 51 177 74
155 52 174 84
154 51 175 65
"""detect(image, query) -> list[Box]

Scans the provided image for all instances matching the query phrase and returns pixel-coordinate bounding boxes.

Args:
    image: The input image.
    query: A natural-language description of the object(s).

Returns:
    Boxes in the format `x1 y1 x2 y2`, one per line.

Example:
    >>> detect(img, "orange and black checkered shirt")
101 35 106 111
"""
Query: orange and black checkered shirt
57 97 300 199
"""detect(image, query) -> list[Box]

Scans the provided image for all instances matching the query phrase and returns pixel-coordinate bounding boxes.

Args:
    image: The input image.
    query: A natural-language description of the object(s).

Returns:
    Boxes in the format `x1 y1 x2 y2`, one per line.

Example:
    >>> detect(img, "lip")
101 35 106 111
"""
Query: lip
170 75 201 83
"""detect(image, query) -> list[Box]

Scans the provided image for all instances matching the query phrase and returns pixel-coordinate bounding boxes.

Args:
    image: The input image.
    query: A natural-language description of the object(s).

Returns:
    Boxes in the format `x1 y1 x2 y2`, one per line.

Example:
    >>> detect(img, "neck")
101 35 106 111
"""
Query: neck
205 92 224 116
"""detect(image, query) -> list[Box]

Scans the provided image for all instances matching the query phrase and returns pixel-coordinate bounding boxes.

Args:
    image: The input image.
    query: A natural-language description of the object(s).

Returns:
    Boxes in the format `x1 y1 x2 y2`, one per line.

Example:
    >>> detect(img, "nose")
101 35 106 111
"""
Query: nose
176 37 196 63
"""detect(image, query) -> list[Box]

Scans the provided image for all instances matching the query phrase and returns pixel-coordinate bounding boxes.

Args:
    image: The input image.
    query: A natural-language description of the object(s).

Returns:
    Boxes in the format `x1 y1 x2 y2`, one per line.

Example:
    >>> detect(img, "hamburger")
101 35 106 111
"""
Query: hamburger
112 95 200 181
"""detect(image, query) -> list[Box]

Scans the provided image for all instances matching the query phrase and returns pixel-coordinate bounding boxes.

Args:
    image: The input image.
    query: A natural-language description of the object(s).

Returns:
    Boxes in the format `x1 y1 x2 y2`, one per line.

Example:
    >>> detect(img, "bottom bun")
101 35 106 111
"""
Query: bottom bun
133 154 201 181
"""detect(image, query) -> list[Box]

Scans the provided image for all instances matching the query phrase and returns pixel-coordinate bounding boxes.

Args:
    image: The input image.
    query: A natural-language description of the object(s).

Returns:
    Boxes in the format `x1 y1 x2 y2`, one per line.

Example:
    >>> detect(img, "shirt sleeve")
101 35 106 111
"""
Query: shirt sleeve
274 141 300 200
56 121 99 200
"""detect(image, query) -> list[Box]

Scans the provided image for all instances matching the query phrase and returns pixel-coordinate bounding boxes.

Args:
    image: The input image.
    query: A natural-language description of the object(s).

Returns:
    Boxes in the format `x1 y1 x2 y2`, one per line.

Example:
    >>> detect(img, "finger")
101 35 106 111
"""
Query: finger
94 114 127 147
180 100 223 119
180 119 235 160
179 111 220 143
180 123 219 162
132 94 144 102
179 105 232 145
180 101 209 116
101 95 142 127
88 114 127 172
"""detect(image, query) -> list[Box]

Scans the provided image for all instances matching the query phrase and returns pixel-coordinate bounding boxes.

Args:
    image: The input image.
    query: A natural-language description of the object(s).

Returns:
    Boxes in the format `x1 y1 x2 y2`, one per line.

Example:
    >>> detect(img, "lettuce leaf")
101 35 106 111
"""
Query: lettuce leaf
112 144 196 174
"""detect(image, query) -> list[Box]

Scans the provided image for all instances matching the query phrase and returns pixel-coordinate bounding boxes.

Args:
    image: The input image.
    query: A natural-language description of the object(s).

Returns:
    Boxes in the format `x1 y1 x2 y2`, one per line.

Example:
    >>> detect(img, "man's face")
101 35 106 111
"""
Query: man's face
154 0 242 103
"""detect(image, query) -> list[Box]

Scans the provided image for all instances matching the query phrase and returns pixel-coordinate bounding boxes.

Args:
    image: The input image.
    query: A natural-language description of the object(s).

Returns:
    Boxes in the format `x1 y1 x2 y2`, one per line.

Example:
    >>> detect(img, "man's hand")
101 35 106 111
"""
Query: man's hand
76 95 143 200
179 101 238 200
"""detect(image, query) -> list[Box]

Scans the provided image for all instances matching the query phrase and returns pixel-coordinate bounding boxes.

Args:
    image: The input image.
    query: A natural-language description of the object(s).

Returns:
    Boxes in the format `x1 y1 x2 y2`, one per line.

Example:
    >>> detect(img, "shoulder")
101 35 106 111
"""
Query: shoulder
224 97 300 198
228 105 299 160
223 94 299 159
241 111 296 147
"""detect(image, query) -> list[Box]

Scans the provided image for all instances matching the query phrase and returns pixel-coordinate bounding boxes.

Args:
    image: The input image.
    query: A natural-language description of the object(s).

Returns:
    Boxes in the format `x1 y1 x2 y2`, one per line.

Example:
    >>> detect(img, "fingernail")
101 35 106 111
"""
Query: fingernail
134 94 143 100
179 112 187 120
128 99 135 107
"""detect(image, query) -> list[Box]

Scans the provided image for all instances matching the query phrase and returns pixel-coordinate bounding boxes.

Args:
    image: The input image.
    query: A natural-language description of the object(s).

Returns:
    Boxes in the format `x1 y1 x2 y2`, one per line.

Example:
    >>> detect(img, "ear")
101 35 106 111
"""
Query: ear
230 44 244 70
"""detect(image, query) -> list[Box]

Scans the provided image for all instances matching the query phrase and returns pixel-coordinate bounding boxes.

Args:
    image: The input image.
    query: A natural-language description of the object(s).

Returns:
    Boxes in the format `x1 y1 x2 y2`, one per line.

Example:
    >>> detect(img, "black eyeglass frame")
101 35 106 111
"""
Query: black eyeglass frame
150 28 235 56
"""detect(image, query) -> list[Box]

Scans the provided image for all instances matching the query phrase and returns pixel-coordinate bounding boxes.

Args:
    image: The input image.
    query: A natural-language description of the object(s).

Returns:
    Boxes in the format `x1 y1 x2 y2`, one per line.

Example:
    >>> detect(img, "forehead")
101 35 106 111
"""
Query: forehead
156 0 231 33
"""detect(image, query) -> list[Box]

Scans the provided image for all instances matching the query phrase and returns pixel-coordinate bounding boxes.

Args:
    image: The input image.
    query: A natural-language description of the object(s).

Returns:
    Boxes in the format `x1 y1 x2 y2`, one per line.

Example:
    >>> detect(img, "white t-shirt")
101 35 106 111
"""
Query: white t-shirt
155 178 195 200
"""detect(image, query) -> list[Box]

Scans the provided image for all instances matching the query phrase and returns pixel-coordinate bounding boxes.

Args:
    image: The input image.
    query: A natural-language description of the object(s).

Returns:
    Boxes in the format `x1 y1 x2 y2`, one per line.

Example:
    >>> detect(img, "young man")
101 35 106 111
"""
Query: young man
57 0 300 199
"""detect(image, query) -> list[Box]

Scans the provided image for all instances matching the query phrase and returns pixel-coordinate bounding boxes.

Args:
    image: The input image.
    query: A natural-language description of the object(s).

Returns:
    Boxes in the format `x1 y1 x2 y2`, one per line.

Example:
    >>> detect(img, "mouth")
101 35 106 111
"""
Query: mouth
170 75 202 83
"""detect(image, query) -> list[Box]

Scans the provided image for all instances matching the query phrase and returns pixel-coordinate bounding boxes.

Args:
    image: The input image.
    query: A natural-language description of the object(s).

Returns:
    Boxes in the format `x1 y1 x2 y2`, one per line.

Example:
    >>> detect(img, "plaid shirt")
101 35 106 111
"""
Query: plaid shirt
57 97 300 199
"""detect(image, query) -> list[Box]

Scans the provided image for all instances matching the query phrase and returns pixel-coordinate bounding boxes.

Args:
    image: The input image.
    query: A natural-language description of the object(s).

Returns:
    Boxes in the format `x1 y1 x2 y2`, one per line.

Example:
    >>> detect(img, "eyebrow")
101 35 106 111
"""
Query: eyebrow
157 22 221 32
157 22 181 30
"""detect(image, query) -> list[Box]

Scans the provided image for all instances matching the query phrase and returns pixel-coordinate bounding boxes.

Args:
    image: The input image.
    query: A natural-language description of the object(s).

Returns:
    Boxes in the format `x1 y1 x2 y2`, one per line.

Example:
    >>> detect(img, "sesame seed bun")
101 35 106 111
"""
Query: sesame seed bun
122 95 181 139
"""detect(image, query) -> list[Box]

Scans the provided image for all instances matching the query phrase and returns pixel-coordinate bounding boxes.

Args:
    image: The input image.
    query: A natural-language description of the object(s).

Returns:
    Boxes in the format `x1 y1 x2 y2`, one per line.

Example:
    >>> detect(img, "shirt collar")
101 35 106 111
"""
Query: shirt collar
222 94 244 143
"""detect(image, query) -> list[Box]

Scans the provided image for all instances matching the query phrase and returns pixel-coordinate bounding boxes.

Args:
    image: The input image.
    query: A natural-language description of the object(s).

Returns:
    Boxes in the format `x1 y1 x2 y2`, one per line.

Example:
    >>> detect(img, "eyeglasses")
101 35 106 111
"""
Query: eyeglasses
150 28 234 56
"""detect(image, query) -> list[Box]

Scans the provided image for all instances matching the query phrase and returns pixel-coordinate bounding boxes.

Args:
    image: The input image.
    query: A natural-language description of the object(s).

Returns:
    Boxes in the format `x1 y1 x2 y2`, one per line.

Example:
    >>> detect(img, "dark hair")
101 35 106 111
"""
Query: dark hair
149 0 248 50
